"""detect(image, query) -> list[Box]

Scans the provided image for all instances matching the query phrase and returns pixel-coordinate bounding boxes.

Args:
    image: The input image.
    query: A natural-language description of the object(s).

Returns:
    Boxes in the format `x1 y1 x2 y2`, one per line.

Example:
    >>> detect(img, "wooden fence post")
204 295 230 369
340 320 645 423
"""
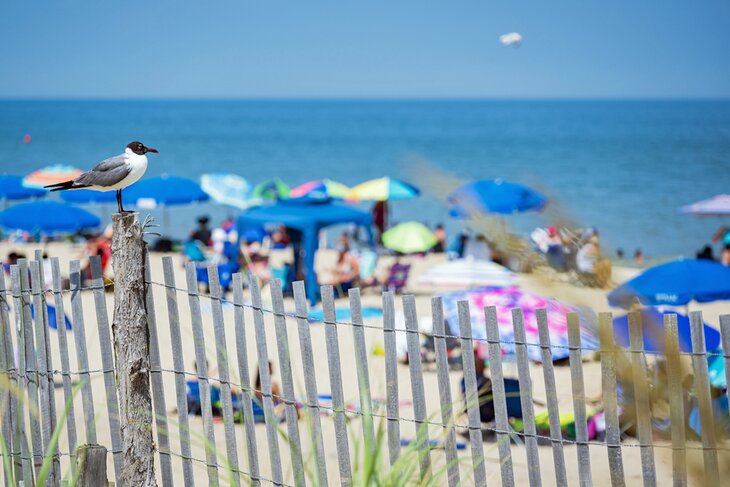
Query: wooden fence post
111 212 156 486
76 445 108 487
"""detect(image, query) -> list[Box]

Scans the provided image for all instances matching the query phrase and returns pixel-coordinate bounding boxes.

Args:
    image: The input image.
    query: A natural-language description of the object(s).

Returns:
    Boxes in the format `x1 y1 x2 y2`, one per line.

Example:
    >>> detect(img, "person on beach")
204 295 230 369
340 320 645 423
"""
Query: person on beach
372 201 388 241
333 247 360 296
191 216 212 247
433 224 447 253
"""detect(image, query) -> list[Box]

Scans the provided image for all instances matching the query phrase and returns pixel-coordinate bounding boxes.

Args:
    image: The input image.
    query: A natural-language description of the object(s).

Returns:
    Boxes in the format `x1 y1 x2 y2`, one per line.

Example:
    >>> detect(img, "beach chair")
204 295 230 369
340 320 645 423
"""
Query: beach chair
384 262 411 293
195 260 241 292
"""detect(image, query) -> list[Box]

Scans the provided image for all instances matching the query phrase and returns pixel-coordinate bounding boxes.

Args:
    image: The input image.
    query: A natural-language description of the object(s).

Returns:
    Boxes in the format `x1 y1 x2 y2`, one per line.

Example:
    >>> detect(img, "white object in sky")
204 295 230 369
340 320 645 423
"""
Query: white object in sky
499 32 523 47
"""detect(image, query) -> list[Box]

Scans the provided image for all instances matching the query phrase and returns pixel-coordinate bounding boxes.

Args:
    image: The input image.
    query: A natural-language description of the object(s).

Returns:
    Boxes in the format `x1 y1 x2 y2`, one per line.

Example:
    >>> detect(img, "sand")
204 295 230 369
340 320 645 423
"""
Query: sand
2 240 727 485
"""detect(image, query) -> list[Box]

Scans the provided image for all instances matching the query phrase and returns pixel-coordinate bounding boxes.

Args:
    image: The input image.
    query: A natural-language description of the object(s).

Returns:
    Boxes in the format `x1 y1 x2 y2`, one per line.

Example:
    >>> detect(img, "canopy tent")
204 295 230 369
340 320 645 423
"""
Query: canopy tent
237 198 373 304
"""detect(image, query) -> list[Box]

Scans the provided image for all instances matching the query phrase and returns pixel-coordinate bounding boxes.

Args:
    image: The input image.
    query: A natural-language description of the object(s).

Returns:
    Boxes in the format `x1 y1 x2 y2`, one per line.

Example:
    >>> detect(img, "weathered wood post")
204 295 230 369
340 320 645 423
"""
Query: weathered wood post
111 212 156 486
76 444 108 487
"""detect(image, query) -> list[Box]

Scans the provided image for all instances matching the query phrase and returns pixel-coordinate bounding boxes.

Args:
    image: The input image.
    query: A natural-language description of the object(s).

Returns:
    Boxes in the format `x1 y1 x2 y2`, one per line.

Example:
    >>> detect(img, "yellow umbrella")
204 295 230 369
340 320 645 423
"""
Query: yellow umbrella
347 177 419 201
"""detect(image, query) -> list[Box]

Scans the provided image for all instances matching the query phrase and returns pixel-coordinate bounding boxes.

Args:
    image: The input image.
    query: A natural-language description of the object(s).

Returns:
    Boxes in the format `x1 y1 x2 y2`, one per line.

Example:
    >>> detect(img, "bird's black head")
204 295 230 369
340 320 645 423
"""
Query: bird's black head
127 141 159 155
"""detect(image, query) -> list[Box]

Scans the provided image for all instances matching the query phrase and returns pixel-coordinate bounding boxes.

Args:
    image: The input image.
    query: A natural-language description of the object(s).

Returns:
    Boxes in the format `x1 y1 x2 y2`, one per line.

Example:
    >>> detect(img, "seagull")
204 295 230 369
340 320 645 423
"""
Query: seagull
44 141 158 214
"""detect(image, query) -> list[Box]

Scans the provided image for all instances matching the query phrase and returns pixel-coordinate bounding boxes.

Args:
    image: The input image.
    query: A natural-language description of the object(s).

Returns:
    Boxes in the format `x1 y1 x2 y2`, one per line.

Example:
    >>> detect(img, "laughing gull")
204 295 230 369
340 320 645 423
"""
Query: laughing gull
44 141 158 213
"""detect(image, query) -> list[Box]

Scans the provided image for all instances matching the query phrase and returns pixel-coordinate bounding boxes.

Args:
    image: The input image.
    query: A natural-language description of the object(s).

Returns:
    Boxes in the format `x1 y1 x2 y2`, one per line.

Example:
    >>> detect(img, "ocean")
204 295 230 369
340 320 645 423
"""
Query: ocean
1 99 729 259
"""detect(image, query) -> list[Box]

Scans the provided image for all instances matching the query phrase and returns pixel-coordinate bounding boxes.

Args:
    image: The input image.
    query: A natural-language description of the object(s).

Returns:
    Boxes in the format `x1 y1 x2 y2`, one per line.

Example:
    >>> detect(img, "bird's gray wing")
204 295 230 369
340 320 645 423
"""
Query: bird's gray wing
74 154 131 187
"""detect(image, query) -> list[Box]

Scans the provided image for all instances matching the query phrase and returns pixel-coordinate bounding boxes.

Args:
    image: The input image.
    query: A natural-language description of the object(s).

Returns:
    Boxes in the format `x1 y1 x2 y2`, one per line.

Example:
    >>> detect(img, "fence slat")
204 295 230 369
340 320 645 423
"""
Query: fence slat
17 260 43 477
161 257 194 486
69 259 97 445
431 297 460 487
89 256 123 482
689 311 719 485
403 295 432 479
457 300 487 486
29 261 56 486
207 265 241 487
348 288 375 453
270 279 305 487
247 274 284 486
33 251 61 486
484 306 514 486
663 313 686 486
292 281 327 487
536 307 567 486
721 315 730 430
567 312 591 487
0 269 17 485
511 308 541 487
232 273 261 486
10 265 32 484
321 284 352 486
145 255 174 487
50 258 78 477
627 311 656 487
184 262 219 485
598 312 625 487
381 291 401 466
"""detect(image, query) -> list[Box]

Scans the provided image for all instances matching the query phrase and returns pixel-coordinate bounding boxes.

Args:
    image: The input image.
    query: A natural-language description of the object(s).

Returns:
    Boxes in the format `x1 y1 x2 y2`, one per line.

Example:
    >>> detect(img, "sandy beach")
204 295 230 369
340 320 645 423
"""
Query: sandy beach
4 240 728 485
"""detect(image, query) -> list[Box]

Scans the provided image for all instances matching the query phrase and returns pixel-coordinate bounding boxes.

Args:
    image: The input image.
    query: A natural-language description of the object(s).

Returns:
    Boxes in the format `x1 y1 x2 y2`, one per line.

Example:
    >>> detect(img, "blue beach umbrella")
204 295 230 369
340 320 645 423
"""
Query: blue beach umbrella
125 175 209 208
608 259 730 308
60 189 117 204
448 179 547 217
201 173 251 209
0 201 100 234
612 308 720 353
0 175 46 201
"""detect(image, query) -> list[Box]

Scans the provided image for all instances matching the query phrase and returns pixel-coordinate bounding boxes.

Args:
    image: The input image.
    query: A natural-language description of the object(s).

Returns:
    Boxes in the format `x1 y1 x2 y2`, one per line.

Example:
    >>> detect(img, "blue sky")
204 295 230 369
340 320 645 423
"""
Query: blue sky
1 0 729 98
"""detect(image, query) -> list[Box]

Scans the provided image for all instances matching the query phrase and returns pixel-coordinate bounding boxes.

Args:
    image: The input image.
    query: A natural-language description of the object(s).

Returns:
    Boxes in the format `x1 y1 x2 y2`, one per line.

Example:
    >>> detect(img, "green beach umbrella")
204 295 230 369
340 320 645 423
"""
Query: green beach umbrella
251 178 290 201
382 222 438 254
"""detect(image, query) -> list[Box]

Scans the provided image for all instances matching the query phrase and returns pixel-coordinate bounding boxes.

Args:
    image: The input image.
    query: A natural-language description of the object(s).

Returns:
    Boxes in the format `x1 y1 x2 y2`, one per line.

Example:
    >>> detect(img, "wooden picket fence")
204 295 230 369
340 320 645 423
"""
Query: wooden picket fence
1 251 729 486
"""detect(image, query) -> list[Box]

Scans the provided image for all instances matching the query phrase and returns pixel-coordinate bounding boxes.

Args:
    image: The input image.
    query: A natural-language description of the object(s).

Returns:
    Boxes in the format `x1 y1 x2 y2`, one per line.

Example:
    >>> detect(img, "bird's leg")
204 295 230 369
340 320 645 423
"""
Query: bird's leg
116 189 126 214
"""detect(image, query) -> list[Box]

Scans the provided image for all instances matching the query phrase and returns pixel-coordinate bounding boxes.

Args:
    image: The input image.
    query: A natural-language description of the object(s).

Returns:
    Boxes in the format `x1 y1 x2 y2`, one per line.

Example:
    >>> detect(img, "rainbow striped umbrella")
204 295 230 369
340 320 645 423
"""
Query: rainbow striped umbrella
290 179 350 199
347 177 419 201
23 165 83 189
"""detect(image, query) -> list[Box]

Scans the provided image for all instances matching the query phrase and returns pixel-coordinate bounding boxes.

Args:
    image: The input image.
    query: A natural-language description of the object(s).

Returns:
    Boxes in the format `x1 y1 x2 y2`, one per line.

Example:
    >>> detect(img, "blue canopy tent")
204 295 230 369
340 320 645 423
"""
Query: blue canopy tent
237 198 373 304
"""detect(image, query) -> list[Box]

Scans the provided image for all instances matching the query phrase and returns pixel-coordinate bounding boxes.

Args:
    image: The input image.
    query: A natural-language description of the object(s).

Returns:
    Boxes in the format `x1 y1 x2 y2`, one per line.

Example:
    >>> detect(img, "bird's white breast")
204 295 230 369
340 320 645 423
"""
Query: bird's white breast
123 151 148 187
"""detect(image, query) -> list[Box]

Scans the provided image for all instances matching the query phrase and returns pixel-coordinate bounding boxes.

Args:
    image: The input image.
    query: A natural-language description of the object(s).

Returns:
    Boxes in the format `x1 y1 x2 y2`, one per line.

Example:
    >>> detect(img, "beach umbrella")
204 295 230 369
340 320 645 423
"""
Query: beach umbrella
607 259 730 308
23 165 83 188
251 178 290 201
680 194 730 216
290 179 350 200
612 308 720 353
382 222 437 254
439 286 597 362
418 258 517 288
60 189 117 204
124 175 209 208
0 175 46 201
448 179 546 217
201 173 251 209
0 201 100 234
347 177 420 201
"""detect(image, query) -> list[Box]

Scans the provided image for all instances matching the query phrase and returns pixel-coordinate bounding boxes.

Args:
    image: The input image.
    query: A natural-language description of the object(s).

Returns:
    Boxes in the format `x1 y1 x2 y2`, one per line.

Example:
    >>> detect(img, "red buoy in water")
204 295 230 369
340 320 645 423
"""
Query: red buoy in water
23 134 31 144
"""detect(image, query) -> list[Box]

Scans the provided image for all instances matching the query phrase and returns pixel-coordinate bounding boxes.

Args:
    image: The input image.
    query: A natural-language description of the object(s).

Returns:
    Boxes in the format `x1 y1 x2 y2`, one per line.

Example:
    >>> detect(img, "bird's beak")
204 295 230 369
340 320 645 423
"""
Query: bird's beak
146 148 159 153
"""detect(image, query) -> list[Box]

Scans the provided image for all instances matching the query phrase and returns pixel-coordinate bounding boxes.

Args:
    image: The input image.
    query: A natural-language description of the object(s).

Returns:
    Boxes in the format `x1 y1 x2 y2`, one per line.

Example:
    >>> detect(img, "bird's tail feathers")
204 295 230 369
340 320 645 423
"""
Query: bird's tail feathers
44 180 88 192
